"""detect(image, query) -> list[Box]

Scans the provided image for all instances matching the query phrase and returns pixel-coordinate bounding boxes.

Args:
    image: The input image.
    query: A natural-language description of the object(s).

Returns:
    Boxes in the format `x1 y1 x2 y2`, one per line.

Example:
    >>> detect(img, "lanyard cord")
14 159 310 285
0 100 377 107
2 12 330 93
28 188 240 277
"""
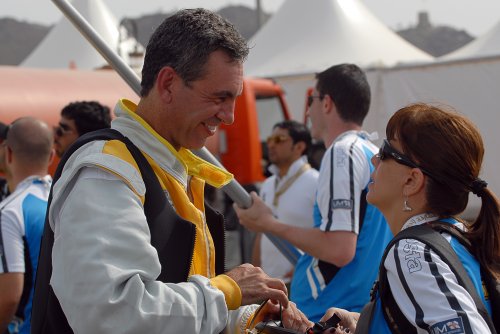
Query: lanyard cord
273 163 311 207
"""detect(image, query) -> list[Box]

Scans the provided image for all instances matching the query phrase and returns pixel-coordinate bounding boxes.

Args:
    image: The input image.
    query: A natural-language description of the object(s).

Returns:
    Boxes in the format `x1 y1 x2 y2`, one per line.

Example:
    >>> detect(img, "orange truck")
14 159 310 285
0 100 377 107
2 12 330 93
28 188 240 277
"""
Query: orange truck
0 66 291 186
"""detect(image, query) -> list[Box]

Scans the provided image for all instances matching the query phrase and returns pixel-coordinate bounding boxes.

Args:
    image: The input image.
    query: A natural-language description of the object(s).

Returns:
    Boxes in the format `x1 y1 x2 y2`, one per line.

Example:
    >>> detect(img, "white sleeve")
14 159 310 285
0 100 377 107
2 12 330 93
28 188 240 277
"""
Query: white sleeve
50 167 230 334
316 142 369 233
385 238 491 334
224 304 259 334
0 207 24 273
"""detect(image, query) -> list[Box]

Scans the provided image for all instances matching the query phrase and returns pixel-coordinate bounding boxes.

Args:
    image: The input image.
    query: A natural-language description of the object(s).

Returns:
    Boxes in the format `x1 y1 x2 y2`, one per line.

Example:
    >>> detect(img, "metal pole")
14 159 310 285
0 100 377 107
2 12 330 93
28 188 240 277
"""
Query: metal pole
51 0 299 264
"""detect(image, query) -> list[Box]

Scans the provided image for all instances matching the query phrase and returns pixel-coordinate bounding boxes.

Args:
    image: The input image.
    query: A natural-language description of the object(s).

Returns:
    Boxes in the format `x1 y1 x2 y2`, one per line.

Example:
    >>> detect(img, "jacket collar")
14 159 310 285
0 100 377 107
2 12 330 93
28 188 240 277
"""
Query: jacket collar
112 99 233 189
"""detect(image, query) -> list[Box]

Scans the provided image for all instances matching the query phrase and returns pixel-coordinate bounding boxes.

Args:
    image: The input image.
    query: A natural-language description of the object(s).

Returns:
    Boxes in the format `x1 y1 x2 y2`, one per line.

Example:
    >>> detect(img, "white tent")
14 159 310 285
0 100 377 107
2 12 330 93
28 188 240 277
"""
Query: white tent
440 19 500 61
245 0 434 78
21 0 144 70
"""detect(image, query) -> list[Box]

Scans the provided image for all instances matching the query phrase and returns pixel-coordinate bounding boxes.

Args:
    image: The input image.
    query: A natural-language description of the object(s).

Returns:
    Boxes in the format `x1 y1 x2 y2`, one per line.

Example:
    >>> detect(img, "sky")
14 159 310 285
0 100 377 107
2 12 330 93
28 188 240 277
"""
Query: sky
3 0 500 37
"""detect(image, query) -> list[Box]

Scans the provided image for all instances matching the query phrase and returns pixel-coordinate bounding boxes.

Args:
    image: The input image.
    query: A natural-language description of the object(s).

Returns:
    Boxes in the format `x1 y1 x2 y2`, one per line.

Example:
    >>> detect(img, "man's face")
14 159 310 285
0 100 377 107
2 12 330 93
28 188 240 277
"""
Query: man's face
53 116 79 157
306 88 325 141
159 50 243 150
266 127 297 169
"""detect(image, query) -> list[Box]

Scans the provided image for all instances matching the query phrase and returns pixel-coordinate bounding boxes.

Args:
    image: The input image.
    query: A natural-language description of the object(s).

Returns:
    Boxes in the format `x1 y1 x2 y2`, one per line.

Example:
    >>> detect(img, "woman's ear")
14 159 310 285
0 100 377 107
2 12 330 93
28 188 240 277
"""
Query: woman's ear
403 168 426 196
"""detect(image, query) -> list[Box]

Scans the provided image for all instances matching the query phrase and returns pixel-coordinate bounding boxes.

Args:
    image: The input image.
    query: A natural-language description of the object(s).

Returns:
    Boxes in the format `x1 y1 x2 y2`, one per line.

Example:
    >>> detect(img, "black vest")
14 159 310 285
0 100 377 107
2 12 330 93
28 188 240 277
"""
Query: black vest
31 129 226 334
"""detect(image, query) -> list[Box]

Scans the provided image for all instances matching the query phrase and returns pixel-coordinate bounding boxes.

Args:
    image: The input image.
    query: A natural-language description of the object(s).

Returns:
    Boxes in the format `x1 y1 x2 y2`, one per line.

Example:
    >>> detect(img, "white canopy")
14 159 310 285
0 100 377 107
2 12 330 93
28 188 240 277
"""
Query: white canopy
245 0 434 78
21 0 143 70
440 20 500 61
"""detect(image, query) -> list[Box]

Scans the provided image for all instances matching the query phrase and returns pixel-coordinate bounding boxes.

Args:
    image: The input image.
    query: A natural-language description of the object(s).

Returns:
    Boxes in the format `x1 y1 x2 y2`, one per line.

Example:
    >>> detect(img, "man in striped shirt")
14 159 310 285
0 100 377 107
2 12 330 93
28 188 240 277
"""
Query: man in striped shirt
236 64 393 321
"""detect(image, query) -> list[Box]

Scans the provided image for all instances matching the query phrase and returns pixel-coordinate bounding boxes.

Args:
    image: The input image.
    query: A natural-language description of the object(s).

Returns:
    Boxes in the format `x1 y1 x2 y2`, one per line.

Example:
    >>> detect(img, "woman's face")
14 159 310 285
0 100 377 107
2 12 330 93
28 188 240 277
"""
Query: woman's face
367 139 412 217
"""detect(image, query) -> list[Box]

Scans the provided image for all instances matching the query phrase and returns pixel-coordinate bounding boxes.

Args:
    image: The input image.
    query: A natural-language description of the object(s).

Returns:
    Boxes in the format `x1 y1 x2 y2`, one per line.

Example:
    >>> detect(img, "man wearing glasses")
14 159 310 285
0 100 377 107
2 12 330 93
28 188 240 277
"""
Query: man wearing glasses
253 120 318 287
235 64 393 321
53 101 111 157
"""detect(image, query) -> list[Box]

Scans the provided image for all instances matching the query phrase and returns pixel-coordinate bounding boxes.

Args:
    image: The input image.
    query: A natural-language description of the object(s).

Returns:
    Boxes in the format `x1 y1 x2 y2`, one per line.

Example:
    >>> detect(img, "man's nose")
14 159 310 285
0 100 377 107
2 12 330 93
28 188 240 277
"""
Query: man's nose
217 103 235 125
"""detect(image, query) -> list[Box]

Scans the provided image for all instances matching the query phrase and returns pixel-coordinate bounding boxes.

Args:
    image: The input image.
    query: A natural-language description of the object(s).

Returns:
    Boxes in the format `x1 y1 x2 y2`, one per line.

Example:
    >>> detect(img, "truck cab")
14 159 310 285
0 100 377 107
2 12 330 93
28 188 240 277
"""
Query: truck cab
0 67 291 184
216 77 291 186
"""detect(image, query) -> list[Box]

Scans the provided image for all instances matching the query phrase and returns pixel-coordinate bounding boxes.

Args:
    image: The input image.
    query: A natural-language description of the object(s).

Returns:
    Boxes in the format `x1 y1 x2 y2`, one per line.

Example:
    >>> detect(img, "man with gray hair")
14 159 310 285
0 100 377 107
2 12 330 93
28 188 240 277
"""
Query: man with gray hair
0 118 53 334
32 8 310 334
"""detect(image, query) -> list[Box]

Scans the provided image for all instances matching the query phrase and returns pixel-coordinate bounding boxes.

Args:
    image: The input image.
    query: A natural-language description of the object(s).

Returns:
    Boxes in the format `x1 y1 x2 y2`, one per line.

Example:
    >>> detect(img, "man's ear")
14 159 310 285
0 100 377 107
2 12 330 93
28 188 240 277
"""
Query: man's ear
293 141 306 157
322 94 334 115
155 66 177 103
48 148 55 166
5 145 13 164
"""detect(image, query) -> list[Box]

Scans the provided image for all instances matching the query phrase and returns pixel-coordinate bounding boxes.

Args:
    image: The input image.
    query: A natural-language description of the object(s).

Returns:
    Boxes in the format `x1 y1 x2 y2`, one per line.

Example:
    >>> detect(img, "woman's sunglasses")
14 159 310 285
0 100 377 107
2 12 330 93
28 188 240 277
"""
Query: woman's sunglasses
378 139 440 181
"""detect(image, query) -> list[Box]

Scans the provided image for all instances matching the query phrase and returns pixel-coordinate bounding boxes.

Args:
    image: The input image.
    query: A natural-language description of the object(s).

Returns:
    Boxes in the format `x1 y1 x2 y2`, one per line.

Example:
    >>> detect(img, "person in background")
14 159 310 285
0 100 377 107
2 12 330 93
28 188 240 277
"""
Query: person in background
0 122 9 201
53 100 111 157
252 120 318 286
235 64 393 321
31 8 310 334
0 118 53 334
320 103 499 333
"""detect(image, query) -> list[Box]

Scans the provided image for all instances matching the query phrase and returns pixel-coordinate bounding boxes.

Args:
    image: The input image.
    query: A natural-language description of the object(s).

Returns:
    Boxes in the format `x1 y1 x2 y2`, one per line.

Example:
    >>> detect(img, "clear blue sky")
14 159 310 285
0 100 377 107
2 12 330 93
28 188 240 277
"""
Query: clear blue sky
3 0 500 37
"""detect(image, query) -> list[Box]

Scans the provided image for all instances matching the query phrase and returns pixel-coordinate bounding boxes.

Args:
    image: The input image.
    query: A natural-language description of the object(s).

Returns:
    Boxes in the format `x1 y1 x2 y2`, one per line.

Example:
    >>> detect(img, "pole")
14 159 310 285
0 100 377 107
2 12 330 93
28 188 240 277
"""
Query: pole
50 0 299 264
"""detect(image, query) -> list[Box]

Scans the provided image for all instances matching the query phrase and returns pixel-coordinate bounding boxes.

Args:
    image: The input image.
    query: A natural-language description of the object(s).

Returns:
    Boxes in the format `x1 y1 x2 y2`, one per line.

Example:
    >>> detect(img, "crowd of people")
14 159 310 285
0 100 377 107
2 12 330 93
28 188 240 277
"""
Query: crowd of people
0 7 497 334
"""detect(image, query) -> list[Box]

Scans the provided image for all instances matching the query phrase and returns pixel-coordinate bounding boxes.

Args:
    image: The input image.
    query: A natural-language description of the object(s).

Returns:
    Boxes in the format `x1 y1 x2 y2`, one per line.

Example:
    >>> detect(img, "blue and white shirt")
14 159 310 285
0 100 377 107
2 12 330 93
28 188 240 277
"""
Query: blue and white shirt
0 175 51 334
369 214 492 334
290 131 393 321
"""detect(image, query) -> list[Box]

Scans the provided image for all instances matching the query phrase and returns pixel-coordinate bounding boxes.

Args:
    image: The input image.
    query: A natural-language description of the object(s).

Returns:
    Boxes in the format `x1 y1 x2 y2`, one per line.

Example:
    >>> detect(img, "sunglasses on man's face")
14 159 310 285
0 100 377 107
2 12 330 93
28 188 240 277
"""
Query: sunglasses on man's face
378 139 440 181
54 123 74 137
307 94 323 108
266 134 291 145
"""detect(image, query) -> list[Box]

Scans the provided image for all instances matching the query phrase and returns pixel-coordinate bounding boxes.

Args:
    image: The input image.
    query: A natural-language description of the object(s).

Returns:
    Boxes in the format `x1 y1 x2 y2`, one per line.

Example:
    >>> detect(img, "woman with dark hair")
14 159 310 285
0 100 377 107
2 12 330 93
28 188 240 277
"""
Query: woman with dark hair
321 103 499 333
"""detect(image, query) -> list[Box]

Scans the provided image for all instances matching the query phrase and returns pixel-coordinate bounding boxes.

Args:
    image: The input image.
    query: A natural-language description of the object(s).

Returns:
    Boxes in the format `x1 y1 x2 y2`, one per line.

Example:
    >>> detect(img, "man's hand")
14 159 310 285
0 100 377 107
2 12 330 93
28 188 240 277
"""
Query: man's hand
0 273 23 333
233 192 275 233
319 307 359 333
225 263 289 307
257 300 313 333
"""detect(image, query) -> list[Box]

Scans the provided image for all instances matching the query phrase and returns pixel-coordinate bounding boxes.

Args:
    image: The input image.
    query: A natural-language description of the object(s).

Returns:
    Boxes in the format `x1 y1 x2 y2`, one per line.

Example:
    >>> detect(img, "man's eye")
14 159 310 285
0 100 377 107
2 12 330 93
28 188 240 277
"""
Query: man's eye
214 97 226 104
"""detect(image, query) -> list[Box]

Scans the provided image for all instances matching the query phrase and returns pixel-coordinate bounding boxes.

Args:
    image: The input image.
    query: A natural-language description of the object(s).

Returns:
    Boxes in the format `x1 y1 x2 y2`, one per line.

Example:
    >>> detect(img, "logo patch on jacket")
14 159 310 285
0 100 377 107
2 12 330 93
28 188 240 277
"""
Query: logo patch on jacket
331 199 352 209
430 317 464 334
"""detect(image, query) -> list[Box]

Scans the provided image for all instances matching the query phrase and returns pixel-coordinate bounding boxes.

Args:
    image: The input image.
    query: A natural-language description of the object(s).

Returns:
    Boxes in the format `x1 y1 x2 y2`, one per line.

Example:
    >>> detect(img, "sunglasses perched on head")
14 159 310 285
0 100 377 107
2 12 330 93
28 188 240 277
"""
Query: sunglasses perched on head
307 94 323 107
266 134 291 145
378 139 440 181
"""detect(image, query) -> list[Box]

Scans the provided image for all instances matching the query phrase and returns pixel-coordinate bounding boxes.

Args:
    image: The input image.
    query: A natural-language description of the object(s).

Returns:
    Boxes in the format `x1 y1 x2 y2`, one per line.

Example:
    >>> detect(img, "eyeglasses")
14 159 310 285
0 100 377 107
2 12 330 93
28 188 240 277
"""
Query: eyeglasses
266 134 291 145
54 123 74 137
378 139 440 181
307 94 323 107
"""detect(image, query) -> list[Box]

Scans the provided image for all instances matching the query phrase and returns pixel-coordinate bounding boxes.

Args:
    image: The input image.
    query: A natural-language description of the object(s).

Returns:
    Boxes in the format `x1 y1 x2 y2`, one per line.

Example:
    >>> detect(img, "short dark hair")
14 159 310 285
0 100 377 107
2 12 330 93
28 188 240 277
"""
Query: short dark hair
140 8 249 96
315 63 371 125
61 101 111 135
273 120 312 155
